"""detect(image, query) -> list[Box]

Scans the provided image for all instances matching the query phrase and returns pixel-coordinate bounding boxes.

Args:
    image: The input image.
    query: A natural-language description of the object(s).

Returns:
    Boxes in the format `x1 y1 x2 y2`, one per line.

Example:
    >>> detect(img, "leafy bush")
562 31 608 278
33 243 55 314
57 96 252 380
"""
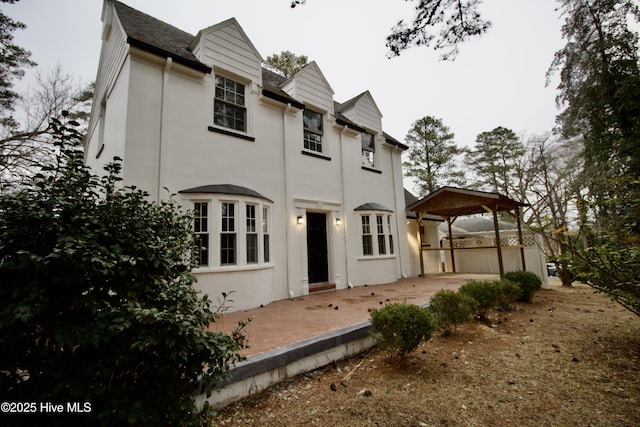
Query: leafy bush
458 280 502 320
496 279 522 310
0 114 248 426
370 303 437 359
429 290 477 334
572 236 640 315
504 271 543 302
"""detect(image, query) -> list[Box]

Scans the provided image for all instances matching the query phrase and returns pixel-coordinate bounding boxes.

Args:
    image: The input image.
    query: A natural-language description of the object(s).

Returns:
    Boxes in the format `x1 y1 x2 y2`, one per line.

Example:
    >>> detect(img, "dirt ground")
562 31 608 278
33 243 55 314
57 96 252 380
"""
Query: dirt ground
213 282 640 426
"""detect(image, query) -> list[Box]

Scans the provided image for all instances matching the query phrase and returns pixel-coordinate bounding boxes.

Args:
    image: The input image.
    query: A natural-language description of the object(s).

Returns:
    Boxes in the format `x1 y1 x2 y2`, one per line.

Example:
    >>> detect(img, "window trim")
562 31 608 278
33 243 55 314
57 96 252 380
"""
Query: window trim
220 201 237 266
193 201 210 267
303 108 324 153
246 203 258 264
361 131 376 168
214 75 247 133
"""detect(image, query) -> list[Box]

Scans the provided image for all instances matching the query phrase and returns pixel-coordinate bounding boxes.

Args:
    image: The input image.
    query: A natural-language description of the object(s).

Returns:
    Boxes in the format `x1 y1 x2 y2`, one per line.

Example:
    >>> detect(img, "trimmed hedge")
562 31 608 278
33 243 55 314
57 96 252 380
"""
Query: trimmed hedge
504 271 543 302
430 290 477 334
370 303 437 359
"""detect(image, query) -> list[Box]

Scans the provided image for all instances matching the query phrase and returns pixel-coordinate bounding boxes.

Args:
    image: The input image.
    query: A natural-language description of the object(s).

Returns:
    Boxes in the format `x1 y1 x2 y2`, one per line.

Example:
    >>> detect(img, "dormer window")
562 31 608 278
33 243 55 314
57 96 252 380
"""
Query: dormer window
214 75 246 132
361 132 375 167
303 109 323 152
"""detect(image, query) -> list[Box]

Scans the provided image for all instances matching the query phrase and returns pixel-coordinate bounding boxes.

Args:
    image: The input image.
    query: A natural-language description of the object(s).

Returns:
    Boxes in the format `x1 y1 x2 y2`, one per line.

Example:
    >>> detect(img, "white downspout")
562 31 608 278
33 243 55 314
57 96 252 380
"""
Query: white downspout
339 125 352 288
282 104 294 299
390 146 406 278
157 56 172 202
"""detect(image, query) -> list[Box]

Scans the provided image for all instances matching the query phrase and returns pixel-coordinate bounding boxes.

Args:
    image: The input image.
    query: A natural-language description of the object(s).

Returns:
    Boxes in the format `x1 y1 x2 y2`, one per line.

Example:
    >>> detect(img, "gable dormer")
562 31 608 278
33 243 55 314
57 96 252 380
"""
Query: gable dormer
337 91 383 134
281 61 334 114
190 18 263 84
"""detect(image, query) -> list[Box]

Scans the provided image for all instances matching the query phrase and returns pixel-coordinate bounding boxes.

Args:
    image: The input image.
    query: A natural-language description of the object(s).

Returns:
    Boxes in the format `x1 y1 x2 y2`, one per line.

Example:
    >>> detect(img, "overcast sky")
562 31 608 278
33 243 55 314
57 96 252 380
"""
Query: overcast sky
7 0 565 149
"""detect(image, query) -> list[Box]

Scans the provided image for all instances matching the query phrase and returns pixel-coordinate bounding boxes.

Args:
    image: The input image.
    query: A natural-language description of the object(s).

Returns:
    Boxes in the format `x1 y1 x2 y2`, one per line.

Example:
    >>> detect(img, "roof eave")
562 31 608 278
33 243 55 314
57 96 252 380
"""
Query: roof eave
127 37 212 74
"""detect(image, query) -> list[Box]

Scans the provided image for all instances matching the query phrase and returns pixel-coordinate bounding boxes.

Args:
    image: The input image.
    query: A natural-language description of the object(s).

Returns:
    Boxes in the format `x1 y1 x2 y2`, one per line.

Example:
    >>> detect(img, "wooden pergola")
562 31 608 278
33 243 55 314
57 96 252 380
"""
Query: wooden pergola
407 187 528 278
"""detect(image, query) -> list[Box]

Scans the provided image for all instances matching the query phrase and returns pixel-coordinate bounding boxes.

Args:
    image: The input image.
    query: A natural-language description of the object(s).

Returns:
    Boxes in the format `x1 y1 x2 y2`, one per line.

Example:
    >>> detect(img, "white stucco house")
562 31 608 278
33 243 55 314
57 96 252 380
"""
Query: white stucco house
85 1 416 310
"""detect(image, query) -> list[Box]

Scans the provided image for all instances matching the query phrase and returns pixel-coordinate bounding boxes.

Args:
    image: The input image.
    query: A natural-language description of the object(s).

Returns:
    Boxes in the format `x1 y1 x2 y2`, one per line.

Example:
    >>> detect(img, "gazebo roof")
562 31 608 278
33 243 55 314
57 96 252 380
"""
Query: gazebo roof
407 186 527 217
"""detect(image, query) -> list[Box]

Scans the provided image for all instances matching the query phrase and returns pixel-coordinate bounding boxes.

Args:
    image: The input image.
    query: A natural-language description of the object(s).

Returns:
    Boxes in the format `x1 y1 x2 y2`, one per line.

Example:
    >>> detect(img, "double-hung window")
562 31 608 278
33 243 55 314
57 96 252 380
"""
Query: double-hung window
194 202 209 266
221 202 236 265
214 76 246 132
361 132 375 167
387 215 394 254
303 109 323 152
376 215 386 255
361 216 373 256
246 204 258 264
263 206 270 263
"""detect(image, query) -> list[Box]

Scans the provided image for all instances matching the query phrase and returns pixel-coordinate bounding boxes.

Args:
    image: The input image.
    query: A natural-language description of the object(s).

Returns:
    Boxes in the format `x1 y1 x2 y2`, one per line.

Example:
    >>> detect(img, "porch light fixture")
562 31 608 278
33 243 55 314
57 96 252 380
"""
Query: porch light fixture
297 215 304 225
335 218 342 226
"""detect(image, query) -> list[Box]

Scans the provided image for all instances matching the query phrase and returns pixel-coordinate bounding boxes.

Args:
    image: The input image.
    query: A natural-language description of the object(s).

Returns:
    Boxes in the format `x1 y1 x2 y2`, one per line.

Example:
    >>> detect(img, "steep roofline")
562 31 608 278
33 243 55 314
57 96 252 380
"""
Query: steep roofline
189 17 264 63
109 0 211 74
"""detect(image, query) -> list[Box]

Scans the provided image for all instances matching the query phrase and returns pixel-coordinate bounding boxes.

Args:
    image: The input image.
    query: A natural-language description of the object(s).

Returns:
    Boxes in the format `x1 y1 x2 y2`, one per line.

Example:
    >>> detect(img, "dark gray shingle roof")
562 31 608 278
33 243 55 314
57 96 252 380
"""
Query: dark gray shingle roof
179 184 272 202
354 202 393 212
111 1 210 73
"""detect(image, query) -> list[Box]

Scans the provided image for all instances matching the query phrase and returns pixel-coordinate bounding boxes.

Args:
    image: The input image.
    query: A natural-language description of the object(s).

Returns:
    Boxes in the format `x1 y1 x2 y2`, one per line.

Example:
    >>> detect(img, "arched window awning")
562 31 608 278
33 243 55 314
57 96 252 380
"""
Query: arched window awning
179 184 272 202
354 202 393 212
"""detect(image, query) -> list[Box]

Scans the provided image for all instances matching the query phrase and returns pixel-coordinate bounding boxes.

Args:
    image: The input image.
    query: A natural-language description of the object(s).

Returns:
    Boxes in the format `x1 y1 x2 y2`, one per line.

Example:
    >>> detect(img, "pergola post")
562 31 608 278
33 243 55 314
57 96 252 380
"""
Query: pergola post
516 207 526 271
446 216 456 273
417 214 425 277
491 207 505 278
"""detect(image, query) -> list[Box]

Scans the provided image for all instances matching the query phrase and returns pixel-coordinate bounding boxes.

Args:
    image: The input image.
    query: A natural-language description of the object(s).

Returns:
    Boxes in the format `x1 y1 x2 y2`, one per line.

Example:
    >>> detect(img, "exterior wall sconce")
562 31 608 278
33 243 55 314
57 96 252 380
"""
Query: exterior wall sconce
297 215 304 225
335 218 342 226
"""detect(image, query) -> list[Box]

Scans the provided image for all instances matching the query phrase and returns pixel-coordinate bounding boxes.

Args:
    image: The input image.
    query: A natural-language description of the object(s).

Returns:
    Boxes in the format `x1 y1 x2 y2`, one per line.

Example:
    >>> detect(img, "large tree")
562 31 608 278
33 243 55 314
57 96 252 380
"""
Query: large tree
264 50 308 78
464 126 524 198
403 115 465 195
291 0 490 60
0 0 35 128
515 134 584 287
550 0 640 231
0 65 93 190
548 0 640 314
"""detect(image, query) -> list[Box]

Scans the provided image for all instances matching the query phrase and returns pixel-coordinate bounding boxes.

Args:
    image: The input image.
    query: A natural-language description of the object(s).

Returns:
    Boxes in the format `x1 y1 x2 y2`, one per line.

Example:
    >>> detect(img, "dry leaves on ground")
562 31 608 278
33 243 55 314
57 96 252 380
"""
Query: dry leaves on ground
215 283 640 426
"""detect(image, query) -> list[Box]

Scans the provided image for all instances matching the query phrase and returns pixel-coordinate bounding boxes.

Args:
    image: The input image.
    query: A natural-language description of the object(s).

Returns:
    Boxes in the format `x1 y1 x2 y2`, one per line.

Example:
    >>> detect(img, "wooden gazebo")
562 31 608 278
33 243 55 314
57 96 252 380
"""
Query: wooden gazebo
407 187 528 277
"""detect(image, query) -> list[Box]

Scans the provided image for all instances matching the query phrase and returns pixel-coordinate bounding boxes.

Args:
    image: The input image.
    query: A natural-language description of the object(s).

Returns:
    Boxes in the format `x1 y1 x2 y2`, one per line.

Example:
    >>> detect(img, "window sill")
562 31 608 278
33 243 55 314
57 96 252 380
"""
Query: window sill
361 165 382 174
357 254 396 261
194 263 274 273
208 125 255 142
301 150 331 161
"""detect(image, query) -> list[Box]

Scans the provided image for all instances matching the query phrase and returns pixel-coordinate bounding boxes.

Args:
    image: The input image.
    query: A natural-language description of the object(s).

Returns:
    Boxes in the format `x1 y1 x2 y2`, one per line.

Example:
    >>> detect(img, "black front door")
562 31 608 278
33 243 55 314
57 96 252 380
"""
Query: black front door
306 212 328 284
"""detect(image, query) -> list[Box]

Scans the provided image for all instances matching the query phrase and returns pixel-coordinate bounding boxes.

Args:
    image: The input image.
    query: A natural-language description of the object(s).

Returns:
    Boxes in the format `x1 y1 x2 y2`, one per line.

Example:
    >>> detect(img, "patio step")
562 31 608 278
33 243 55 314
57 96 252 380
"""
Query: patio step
309 283 336 293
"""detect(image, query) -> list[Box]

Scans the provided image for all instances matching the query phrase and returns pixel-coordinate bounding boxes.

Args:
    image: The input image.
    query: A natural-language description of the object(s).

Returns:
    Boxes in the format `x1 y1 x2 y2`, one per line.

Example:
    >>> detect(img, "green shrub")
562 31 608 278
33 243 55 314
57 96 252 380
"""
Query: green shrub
370 303 437 359
429 290 477 334
504 271 543 302
0 114 248 426
458 280 502 320
496 279 522 310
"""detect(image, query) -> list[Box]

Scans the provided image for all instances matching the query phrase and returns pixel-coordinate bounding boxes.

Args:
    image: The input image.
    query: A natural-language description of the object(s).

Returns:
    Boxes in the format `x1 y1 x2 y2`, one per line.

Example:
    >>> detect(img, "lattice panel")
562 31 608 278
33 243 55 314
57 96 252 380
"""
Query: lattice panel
447 233 538 248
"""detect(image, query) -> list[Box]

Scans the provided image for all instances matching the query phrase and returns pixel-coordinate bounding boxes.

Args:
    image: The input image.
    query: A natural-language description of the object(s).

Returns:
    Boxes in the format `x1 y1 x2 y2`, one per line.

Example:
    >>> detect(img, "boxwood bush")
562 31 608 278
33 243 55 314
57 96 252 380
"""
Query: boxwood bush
504 271 543 302
370 303 437 359
458 280 502 321
429 290 477 334
496 279 522 310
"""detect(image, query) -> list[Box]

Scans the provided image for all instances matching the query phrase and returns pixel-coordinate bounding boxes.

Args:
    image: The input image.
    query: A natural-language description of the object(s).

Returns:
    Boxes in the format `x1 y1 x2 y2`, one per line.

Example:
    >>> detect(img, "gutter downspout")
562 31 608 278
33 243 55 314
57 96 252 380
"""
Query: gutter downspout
282 104 294 299
157 56 172 202
389 146 406 278
339 125 351 288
